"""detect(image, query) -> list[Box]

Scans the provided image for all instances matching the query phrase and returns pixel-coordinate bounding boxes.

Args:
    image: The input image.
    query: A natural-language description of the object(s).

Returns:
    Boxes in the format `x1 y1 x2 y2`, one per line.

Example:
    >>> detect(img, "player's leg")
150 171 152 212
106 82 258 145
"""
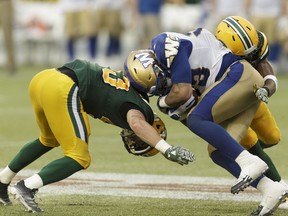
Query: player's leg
250 102 281 148
10 69 91 212
241 129 281 182
26 69 91 186
0 69 55 206
209 145 288 215
187 60 267 193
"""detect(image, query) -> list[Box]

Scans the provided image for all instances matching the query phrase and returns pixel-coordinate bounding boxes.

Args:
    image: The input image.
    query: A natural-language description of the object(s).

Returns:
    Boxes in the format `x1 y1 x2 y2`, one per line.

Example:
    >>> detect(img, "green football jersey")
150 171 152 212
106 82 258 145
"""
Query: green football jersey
63 59 154 129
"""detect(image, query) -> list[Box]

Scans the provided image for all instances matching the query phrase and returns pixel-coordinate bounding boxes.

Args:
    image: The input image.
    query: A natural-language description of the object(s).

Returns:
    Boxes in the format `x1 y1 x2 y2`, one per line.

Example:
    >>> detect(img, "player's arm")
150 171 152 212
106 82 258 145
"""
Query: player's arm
126 109 195 165
127 109 161 148
255 59 278 97
157 83 197 121
161 83 193 107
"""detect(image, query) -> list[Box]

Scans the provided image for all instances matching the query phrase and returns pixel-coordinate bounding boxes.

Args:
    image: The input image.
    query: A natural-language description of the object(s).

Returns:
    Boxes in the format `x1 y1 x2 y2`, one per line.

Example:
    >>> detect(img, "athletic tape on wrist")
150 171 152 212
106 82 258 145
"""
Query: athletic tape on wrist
158 96 170 108
263 75 278 91
155 139 171 154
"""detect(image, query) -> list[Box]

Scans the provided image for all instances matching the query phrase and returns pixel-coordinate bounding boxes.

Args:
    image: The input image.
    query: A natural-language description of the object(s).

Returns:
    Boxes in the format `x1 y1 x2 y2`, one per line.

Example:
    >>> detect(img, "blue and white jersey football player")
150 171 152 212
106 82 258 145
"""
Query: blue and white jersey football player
125 26 288 206
146 28 288 215
152 28 238 95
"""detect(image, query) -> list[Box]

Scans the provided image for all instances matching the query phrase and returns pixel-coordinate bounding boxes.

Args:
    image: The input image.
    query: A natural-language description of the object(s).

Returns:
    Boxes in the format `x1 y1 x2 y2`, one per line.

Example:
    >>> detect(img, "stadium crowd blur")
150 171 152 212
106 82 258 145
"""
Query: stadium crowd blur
0 0 288 74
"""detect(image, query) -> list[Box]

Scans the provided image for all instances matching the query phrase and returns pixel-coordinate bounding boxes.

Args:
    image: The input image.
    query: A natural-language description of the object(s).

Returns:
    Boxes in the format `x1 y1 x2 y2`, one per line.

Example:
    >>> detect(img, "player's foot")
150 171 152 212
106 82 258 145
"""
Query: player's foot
0 182 12 206
278 197 288 209
250 181 288 216
10 180 44 213
231 155 268 194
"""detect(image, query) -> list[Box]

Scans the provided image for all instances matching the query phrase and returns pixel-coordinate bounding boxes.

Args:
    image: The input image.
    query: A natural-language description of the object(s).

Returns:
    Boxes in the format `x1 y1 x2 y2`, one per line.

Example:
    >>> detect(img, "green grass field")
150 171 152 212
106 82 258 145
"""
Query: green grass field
0 66 288 215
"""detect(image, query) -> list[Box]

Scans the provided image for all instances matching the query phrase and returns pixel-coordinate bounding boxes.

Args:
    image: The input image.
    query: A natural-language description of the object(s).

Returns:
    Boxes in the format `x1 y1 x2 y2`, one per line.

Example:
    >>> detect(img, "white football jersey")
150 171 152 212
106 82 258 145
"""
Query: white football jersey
152 28 232 94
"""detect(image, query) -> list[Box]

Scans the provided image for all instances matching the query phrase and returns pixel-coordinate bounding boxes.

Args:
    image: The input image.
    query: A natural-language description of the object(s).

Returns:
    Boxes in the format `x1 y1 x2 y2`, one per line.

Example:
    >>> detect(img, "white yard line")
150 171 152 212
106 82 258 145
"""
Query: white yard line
10 169 264 202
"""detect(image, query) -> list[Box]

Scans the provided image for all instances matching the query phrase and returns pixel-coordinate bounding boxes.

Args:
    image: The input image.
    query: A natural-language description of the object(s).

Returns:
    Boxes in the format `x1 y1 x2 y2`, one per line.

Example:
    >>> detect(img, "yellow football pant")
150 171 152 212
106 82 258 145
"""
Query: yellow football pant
29 68 91 168
240 102 281 149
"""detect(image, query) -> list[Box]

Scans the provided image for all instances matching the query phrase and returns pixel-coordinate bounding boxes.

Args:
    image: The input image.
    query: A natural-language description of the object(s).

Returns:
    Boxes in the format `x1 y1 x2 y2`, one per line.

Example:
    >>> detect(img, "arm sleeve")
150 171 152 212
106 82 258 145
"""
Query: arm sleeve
119 103 154 126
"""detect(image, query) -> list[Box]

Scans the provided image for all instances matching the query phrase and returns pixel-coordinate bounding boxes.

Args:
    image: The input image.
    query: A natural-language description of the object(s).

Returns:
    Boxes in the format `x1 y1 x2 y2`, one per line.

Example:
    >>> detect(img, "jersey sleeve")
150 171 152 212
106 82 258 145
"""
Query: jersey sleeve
152 33 171 69
119 102 154 127
170 43 192 84
152 33 192 84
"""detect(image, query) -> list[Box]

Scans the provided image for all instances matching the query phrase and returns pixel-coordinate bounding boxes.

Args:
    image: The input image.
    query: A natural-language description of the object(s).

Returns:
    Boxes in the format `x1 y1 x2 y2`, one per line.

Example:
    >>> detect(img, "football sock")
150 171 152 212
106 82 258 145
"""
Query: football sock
8 139 53 173
24 174 43 189
38 156 83 185
248 141 281 182
258 139 276 149
187 115 244 160
0 166 16 184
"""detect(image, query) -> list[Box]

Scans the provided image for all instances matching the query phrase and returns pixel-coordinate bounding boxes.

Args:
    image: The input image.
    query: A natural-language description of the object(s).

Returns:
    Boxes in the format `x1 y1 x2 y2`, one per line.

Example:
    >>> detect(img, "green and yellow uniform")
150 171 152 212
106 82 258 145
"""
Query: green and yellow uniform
8 59 154 186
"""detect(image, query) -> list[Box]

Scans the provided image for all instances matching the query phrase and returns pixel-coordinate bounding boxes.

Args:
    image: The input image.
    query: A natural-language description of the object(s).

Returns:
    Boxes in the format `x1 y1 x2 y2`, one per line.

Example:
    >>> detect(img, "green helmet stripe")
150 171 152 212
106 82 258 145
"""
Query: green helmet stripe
223 17 253 50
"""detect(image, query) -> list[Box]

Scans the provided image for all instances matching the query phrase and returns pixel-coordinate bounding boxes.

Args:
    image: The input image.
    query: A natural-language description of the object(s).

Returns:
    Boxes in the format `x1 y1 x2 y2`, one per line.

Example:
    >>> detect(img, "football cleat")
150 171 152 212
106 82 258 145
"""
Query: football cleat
231 155 268 194
0 182 11 206
278 197 288 209
10 180 44 213
231 175 253 194
250 182 288 216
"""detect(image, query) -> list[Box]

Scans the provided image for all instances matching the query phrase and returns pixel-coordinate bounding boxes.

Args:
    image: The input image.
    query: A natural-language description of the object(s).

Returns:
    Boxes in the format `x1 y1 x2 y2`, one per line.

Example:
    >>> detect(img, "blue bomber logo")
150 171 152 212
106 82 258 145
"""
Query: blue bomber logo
164 34 180 69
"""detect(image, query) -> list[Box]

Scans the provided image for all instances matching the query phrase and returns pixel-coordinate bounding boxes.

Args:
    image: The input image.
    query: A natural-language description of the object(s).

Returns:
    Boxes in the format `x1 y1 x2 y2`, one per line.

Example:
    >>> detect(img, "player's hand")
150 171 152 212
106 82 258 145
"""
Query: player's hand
163 146 195 165
157 96 169 114
168 94 197 120
255 87 269 103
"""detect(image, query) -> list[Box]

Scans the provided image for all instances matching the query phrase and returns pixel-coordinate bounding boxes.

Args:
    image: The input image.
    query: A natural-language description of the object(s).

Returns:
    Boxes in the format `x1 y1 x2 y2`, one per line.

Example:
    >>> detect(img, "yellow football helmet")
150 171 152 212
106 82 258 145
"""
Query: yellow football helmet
215 16 260 59
120 113 167 157
257 31 269 61
124 49 171 96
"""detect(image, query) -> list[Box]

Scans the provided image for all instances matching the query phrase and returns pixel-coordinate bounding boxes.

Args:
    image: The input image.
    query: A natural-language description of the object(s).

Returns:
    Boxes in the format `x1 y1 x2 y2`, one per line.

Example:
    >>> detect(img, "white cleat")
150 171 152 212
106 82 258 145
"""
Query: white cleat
251 181 288 216
231 155 268 194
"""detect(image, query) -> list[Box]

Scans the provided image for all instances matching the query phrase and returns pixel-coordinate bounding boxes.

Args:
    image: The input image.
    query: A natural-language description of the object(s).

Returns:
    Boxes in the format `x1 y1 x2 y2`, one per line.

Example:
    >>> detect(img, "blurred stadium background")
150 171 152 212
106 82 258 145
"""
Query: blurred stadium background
0 0 288 215
0 0 287 72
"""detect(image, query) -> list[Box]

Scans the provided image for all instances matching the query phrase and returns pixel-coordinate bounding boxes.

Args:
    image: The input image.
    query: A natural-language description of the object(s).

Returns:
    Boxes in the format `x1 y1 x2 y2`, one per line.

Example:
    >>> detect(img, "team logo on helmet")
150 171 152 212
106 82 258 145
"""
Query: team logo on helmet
124 49 171 96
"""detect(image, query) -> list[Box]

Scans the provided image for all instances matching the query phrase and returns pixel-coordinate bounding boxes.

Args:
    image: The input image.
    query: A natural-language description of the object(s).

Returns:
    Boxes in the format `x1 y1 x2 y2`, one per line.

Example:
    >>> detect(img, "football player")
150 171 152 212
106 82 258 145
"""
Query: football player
211 15 288 214
213 16 285 183
0 57 195 212
125 27 288 215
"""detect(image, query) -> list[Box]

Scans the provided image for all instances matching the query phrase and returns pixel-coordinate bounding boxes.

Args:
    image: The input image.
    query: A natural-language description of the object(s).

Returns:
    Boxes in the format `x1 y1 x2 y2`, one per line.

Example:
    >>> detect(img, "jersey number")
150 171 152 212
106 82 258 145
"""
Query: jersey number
102 68 130 91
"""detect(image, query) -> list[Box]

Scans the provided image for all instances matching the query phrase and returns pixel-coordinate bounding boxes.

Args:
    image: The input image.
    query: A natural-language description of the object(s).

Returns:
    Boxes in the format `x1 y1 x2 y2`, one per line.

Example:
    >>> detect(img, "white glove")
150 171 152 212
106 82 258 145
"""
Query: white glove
255 87 269 103
168 94 197 120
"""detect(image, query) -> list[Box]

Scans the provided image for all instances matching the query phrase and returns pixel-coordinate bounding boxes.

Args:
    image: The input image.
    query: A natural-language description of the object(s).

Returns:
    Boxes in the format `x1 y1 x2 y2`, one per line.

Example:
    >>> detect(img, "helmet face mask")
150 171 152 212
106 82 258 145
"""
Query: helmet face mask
215 16 259 60
120 113 167 157
124 49 171 96
149 64 171 96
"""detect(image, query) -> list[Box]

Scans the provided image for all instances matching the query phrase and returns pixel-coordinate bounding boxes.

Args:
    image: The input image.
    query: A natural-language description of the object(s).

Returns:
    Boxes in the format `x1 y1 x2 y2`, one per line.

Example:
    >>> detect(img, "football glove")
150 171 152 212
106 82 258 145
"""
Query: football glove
254 85 270 104
163 146 195 165
168 94 198 120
